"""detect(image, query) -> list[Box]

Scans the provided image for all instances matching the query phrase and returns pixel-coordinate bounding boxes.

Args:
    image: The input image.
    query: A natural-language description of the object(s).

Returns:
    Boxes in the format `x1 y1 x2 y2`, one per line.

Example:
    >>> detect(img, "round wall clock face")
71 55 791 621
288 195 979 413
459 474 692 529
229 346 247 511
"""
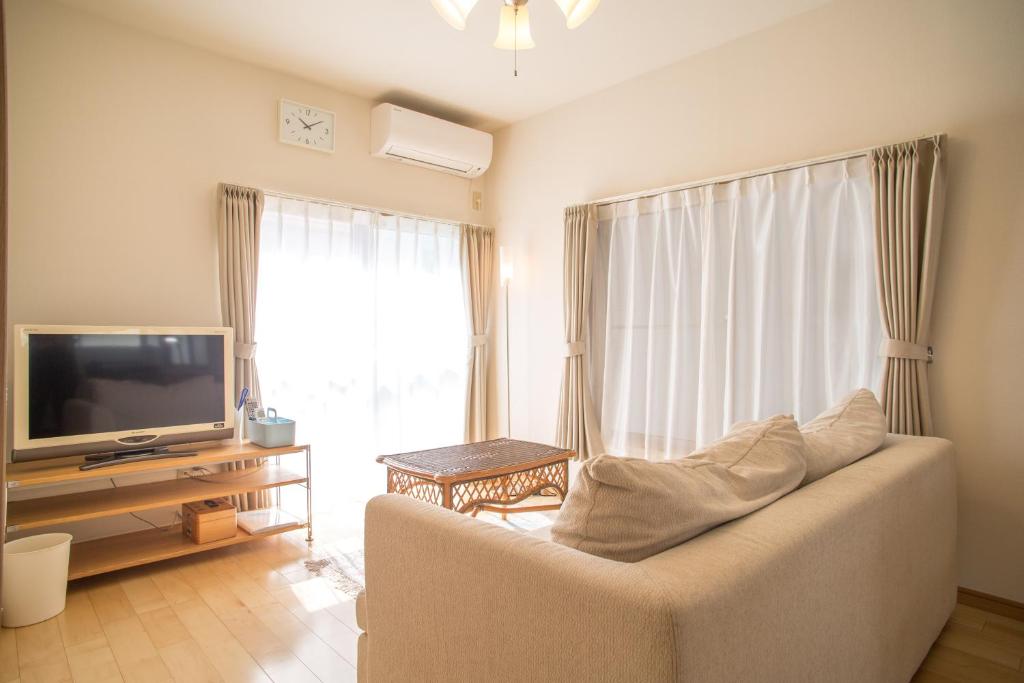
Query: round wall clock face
279 99 335 152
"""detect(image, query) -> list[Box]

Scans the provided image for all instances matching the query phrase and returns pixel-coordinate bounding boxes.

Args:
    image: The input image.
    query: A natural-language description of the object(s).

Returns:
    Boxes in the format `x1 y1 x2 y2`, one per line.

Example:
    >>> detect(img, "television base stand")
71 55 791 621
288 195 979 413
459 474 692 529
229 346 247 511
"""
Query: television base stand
79 447 199 471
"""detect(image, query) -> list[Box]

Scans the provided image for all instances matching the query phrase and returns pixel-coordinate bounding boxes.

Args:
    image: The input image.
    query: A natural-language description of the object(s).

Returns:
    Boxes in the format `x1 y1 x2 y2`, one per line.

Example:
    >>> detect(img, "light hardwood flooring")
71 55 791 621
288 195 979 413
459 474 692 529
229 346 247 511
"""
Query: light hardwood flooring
1 523 1022 682
914 602 1024 682
1 526 361 683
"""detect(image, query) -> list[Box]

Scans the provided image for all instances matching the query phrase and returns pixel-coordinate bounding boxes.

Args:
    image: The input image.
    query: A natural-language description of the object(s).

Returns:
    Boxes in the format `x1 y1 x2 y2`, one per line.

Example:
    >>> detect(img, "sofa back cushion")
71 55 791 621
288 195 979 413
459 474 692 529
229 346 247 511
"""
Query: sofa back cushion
551 415 807 562
800 388 887 485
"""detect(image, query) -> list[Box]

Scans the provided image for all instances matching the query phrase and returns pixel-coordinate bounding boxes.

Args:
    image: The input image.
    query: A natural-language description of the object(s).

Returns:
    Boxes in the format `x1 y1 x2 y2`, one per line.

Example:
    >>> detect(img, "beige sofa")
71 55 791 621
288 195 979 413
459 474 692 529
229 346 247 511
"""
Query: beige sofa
357 435 956 682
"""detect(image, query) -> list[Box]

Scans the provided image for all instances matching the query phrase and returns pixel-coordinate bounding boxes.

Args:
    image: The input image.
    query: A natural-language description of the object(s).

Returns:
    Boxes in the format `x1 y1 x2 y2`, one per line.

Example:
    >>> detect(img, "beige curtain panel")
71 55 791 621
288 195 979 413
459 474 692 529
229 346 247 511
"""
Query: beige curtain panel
0 0 9 597
869 136 946 435
218 182 269 510
556 204 606 460
460 224 495 443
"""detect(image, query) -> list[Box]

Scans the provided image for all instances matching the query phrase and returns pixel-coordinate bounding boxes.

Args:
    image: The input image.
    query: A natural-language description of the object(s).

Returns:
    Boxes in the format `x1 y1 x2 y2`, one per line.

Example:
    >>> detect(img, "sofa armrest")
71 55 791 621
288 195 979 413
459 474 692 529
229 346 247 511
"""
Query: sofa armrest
362 494 675 683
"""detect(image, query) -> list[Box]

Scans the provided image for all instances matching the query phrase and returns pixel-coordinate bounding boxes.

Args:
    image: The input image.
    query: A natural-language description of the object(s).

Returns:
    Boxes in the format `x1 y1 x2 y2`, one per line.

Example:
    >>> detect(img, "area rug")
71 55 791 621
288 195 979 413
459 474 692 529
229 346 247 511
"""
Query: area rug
305 546 365 598
301 509 554 598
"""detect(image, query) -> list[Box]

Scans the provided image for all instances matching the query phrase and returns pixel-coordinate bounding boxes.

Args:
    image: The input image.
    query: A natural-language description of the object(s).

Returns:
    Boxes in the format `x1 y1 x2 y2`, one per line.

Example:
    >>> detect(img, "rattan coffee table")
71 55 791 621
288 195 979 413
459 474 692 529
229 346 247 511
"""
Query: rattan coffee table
376 438 573 516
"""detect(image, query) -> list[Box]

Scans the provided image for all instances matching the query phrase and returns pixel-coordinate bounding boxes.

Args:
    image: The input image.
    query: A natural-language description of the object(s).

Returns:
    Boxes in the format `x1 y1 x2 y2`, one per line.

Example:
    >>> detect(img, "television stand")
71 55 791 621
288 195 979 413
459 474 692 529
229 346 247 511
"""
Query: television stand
5 441 312 580
80 447 199 471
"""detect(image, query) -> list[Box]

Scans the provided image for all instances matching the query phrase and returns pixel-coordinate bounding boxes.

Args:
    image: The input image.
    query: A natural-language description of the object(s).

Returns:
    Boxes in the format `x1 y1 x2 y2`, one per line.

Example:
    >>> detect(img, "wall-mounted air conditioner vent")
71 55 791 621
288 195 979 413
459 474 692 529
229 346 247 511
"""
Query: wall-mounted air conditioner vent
370 103 492 178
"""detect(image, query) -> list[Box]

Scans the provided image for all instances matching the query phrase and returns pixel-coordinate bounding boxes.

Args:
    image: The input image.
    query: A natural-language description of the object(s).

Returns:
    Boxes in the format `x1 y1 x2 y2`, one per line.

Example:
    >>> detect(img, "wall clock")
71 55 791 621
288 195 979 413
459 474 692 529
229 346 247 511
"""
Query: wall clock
279 99 335 153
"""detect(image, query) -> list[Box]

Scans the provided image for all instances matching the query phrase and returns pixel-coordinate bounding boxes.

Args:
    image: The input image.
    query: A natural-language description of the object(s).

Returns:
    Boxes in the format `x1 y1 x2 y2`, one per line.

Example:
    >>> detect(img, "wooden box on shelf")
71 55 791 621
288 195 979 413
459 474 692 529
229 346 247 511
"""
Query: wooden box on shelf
182 497 237 544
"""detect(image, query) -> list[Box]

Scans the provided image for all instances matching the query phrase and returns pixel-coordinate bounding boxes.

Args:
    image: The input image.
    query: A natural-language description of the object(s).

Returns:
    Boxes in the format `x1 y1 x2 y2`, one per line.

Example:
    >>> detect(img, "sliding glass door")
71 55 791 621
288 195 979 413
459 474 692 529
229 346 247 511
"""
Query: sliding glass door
255 195 467 508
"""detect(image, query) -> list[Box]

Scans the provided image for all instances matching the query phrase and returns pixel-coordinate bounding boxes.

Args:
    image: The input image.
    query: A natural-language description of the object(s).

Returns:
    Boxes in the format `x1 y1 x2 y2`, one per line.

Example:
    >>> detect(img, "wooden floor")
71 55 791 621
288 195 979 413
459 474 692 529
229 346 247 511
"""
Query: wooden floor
1 528 361 683
915 602 1024 682
1 524 1022 682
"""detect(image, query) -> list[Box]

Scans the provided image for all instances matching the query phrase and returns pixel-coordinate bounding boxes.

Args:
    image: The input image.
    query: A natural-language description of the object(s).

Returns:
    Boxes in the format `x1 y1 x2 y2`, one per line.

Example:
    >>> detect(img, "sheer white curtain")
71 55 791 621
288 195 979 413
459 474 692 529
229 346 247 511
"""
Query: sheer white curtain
591 157 883 460
256 195 467 473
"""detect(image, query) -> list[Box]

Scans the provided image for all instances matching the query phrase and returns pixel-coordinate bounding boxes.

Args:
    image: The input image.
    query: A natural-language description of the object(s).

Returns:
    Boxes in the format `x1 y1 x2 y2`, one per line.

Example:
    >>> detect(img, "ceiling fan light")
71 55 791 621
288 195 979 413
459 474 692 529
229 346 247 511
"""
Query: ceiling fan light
431 0 480 30
493 5 536 50
553 0 600 29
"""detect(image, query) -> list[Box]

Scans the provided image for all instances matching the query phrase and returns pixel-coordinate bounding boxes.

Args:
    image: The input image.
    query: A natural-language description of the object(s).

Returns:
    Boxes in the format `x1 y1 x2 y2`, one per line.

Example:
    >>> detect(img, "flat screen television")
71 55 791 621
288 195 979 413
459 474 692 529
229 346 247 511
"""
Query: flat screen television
12 325 235 463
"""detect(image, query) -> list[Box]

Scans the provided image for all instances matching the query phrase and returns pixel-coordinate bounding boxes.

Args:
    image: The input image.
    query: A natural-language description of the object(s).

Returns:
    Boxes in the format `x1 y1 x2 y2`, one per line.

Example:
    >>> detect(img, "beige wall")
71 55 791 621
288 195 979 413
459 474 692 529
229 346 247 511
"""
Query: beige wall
7 0 479 331
485 0 1024 601
4 0 480 540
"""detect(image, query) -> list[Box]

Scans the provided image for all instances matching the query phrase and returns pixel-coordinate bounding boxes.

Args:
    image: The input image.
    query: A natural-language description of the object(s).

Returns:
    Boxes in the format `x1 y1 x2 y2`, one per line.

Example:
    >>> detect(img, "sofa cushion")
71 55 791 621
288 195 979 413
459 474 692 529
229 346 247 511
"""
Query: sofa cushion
551 415 807 562
800 388 887 485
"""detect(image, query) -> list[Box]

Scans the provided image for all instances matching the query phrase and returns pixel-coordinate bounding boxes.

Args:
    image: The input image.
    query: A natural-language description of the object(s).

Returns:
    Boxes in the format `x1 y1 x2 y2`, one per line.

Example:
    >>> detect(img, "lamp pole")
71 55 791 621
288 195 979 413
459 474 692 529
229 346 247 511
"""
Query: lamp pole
504 280 511 438
500 247 514 438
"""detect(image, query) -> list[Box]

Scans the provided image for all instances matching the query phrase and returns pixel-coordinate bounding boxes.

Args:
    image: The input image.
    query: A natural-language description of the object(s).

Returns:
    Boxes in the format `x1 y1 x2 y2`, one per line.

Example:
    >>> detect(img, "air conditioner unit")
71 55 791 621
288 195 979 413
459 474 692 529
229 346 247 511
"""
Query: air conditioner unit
370 103 492 178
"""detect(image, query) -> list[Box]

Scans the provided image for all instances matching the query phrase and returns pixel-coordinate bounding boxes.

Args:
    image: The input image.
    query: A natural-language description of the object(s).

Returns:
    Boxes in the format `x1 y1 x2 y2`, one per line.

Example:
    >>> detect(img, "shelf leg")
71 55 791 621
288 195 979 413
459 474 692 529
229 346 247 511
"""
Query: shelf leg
306 445 314 543
275 454 282 508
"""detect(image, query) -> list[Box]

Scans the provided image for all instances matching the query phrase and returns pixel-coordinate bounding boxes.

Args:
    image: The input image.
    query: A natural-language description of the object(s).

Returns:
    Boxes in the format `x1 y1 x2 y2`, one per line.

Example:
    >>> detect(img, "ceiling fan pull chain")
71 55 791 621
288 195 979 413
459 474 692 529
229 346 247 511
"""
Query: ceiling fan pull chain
514 5 519 77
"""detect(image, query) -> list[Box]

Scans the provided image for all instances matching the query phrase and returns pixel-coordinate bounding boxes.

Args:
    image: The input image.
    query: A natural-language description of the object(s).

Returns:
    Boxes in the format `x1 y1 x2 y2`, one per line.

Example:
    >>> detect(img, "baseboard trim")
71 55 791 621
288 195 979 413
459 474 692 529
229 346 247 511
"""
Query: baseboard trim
958 586 1024 622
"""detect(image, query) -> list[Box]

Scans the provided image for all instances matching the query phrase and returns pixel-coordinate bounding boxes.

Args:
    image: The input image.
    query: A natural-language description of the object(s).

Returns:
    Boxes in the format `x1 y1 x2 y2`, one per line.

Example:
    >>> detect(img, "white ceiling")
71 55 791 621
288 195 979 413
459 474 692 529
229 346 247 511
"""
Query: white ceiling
57 0 831 130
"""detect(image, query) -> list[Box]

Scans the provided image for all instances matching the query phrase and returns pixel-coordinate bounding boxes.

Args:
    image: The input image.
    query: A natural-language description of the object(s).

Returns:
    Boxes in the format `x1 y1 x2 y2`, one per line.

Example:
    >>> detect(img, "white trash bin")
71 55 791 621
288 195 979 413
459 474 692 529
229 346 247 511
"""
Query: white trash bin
2 532 73 627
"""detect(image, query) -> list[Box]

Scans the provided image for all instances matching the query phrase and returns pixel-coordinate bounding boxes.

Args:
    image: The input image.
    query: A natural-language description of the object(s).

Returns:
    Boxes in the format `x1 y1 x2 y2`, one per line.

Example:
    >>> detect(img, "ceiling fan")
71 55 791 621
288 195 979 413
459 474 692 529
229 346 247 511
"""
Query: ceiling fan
431 0 602 76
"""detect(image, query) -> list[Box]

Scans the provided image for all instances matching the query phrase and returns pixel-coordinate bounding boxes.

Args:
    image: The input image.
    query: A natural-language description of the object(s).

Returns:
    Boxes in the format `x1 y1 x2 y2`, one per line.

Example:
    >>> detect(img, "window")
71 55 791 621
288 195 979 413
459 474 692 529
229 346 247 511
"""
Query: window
590 157 883 459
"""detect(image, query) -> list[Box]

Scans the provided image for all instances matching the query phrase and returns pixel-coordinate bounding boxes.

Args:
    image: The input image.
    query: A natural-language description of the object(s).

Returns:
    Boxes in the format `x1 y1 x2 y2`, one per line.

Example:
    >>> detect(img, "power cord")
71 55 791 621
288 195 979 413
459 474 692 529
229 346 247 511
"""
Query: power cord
181 460 265 482
182 466 215 480
109 477 181 532
107 460 268 531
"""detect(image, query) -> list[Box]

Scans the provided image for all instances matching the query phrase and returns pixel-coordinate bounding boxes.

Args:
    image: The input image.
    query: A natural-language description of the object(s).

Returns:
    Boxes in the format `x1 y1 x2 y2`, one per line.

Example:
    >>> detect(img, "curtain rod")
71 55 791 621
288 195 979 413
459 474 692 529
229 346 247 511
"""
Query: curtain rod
258 187 487 229
591 133 945 207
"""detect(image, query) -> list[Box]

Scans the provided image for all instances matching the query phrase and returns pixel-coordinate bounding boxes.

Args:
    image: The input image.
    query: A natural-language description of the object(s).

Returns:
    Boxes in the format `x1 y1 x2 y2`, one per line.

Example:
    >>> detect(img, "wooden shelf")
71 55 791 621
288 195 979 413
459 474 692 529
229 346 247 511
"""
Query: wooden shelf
7 465 307 532
3 440 312 580
67 522 306 580
6 441 308 488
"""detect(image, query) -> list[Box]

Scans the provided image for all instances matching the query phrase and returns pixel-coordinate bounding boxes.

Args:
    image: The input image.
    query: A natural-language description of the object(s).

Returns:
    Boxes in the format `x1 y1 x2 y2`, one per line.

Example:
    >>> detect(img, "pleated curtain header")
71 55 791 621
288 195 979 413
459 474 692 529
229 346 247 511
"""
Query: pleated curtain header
262 190 486 233
597 156 870 221
220 183 262 199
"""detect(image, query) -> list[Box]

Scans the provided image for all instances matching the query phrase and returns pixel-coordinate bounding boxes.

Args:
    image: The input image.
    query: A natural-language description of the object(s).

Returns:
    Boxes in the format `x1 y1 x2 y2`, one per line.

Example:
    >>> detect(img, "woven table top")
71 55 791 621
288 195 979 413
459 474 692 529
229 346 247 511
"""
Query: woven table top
376 438 572 482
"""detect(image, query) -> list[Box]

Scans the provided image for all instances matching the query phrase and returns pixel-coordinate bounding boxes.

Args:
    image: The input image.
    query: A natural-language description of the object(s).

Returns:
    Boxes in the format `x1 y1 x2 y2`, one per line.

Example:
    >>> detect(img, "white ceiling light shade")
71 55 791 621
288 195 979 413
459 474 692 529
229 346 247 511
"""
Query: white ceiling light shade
432 0 600 38
431 0 480 30
432 0 598 75
493 5 535 50
553 0 601 28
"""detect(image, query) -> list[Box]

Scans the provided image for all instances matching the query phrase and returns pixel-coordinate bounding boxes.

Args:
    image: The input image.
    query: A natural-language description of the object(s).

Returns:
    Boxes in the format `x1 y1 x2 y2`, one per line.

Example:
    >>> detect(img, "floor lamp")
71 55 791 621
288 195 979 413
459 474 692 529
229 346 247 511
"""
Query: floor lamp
500 247 514 438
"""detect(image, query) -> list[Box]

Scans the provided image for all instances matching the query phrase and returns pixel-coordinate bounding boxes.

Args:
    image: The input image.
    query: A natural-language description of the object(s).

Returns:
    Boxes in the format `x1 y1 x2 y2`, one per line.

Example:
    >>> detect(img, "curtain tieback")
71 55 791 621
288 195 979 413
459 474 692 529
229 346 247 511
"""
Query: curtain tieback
879 339 931 361
234 341 258 360
565 340 585 357
470 334 488 347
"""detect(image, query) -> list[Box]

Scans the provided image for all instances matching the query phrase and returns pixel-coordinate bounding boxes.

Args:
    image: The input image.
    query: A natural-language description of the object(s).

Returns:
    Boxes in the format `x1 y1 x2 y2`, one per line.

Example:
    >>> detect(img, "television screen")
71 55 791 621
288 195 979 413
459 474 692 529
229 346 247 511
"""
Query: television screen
27 333 226 439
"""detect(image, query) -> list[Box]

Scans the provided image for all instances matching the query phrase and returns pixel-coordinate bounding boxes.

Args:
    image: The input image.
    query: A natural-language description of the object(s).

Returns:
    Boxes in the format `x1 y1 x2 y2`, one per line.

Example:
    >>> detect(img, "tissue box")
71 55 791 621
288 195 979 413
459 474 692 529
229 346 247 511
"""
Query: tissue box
248 408 296 448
